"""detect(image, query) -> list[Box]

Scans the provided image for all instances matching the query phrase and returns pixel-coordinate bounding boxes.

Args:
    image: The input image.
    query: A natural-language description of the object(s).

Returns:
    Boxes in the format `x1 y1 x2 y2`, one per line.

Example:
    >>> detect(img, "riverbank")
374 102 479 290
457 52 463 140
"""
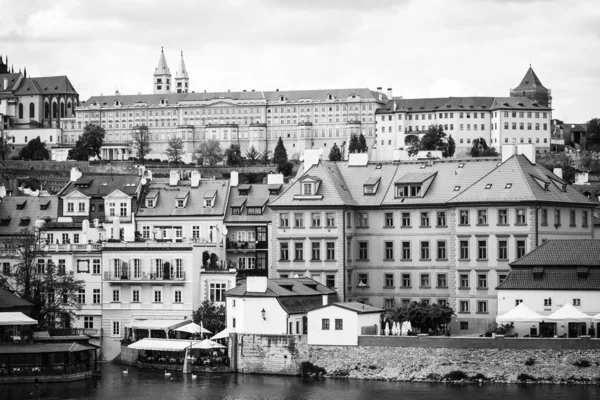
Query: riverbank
308 346 600 384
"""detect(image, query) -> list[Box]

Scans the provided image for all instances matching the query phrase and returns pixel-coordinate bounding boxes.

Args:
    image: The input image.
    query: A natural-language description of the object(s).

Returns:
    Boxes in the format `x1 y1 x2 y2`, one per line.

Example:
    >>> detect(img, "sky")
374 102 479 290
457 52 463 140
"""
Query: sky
1 0 599 122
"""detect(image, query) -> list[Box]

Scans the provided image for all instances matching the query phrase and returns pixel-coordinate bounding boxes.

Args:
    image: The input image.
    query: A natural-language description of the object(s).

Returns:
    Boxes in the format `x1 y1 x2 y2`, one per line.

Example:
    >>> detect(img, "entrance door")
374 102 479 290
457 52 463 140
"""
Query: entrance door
539 322 557 337
568 322 586 338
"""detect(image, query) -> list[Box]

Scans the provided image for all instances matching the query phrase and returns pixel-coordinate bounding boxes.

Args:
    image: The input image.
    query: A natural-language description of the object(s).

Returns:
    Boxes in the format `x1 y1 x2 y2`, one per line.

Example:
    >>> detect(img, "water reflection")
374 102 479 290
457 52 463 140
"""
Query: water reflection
3 363 600 400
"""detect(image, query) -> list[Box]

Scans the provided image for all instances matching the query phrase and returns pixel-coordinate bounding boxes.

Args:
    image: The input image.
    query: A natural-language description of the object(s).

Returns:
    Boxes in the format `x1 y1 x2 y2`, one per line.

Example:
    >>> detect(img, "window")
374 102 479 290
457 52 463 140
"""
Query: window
384 241 394 260
312 213 321 227
459 240 469 260
346 212 352 228
112 321 121 337
67 202 74 212
322 319 330 330
132 289 140 302
402 274 411 287
420 241 430 260
437 273 447 288
460 321 469 330
84 316 94 329
554 209 561 226
358 273 368 287
385 273 394 287
2 262 9 275
477 240 487 260
420 273 430 288
498 240 508 260
515 299 523 306
112 289 120 302
573 299 581 306
570 210 576 226
437 240 447 260
358 242 368 260
516 208 527 225
541 209 548 225
477 210 487 225
384 212 394 227
120 202 127 216
294 242 304 260
459 300 470 313
420 212 430 227
459 210 469 225
401 241 411 260
280 242 289 260
93 289 100 304
543 298 552 307
302 183 313 195
401 212 411 227
280 213 289 227
326 274 335 288
209 283 226 302
58 259 66 275
498 273 508 283
437 211 446 226
516 240 526 258
294 213 304 228
154 289 162 303
326 212 335 227
335 319 343 330
460 274 469 289
311 242 321 260
356 212 368 228
384 298 395 309
78 289 85 304
478 274 488 289
109 202 116 217
477 301 488 313
78 202 85 212
498 209 508 225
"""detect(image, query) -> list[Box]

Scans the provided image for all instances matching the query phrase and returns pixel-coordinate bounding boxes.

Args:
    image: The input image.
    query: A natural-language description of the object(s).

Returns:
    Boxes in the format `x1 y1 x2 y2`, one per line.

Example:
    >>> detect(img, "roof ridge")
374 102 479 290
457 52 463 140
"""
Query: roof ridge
322 161 355 205
511 155 537 199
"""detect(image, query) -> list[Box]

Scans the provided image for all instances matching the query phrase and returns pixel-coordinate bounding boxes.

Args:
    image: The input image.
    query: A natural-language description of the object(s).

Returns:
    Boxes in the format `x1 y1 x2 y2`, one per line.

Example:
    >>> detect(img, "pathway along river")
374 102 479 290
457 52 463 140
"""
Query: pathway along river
3 363 600 400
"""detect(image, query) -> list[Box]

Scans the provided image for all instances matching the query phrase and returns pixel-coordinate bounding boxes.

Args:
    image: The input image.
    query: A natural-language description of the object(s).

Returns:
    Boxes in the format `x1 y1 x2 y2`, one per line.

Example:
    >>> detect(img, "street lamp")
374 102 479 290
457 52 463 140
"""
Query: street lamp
261 309 266 320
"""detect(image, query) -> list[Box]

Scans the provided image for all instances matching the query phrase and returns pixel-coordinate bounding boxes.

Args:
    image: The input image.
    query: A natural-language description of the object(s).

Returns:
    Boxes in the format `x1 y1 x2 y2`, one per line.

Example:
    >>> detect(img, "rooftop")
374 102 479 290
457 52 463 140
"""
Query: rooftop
510 239 600 267
0 196 59 236
225 277 337 298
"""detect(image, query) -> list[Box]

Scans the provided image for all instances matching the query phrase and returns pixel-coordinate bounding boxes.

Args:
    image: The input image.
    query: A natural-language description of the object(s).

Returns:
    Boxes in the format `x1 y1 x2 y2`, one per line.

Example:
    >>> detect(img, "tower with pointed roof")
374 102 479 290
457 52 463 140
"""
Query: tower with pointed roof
153 47 172 94
510 66 551 108
175 51 189 94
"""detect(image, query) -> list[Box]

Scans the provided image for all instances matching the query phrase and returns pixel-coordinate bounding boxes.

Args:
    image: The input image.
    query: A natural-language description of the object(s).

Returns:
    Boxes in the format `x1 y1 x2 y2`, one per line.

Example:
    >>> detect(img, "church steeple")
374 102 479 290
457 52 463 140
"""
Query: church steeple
510 66 551 108
153 47 172 94
175 51 189 94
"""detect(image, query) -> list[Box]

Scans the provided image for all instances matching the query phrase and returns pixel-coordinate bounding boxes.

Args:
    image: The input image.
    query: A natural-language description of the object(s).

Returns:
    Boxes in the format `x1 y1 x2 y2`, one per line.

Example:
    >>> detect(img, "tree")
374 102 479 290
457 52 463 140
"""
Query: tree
68 140 91 161
0 230 85 329
79 124 105 159
539 152 576 183
129 125 152 164
19 136 49 160
420 125 447 151
444 135 456 158
578 152 600 173
272 137 288 167
404 134 420 156
391 300 454 334
348 134 359 154
245 145 260 165
260 149 271 165
0 129 14 161
470 137 499 157
195 139 223 166
192 300 226 336
340 141 347 160
165 137 184 164
328 143 342 161
358 133 368 153
278 161 294 176
585 118 600 151
224 144 242 166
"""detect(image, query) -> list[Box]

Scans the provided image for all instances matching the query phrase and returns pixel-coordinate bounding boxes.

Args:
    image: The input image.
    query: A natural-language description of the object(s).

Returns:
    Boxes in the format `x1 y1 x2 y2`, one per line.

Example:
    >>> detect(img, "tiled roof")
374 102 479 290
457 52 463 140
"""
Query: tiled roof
183 91 265 102
497 266 600 290
513 67 547 91
337 162 398 206
0 196 59 236
137 179 229 217
0 72 21 91
510 239 600 267
0 288 33 309
263 88 381 102
224 183 285 224
490 97 550 110
14 76 78 96
84 93 187 107
376 95 550 113
278 297 328 315
59 175 141 198
225 277 336 298
448 155 595 205
0 342 96 354
395 172 436 184
332 302 384 314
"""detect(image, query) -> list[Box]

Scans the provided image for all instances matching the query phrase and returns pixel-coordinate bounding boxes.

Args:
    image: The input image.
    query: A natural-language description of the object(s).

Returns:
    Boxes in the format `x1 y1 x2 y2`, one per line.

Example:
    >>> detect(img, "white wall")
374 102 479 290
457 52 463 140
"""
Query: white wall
226 297 288 334
308 306 358 345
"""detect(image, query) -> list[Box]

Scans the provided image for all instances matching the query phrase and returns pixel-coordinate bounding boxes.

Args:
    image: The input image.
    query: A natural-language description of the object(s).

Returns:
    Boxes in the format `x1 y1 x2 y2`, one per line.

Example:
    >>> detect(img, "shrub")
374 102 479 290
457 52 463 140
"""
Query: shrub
574 359 591 368
517 373 536 382
471 373 487 381
444 370 468 381
426 373 441 381
524 357 536 366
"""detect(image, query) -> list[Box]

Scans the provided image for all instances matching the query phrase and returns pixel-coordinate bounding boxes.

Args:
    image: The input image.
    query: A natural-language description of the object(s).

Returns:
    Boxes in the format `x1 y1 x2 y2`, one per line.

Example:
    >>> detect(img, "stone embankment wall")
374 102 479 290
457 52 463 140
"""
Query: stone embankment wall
309 345 600 383
233 334 308 376
119 345 138 366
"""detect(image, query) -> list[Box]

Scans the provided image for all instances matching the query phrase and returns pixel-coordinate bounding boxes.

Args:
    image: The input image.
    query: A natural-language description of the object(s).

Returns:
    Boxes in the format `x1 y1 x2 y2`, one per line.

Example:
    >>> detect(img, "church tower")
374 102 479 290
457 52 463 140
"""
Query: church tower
175 51 189 94
153 47 172 94
510 66 551 108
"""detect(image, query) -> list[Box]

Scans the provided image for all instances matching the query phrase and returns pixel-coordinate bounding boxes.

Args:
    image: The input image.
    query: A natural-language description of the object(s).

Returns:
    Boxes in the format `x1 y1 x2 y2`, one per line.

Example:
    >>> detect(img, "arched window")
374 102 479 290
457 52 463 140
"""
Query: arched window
18 103 23 119
52 102 58 119
44 102 50 119
60 102 65 118
29 103 35 119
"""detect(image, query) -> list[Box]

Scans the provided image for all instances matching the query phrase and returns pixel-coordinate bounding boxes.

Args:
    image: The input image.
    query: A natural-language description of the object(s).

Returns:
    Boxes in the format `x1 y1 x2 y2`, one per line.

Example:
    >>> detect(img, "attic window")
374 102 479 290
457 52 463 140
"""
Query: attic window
420 164 426 169
231 207 241 215
577 267 589 279
531 175 550 191
0 216 11 226
376 164 382 169
505 183 512 189
485 184 492 189
237 184 251 195
453 186 461 191
502 102 509 106
40 201 51 210
458 163 465 168
16 200 27 210
396 185 421 198
176 199 184 208
517 102 524 107
146 199 155 208
247 207 263 215
532 267 544 279
19 217 31 226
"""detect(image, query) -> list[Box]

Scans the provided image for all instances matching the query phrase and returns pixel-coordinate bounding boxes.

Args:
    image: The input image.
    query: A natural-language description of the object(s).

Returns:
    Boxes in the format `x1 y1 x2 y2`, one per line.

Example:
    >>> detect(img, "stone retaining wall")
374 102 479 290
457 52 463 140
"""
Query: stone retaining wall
119 345 138 365
234 334 308 376
0 371 92 384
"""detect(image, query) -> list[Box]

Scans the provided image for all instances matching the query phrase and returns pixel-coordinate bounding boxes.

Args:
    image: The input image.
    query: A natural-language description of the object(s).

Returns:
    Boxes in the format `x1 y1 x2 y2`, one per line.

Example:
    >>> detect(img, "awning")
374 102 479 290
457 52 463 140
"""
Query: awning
0 312 37 326
546 303 592 322
496 303 544 323
128 338 201 352
132 319 190 331
211 327 234 340
191 339 227 350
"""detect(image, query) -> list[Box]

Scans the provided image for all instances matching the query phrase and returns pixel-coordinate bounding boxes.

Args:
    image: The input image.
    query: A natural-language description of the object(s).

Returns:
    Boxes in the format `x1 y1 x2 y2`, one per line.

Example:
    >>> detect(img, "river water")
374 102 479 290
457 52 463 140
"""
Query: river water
3 363 600 400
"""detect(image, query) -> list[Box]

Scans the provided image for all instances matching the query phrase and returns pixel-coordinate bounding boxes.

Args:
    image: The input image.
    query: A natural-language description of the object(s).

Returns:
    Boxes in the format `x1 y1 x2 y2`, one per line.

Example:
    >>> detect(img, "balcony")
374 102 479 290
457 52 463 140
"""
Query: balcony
46 243 102 252
48 328 102 337
104 270 186 282
226 241 256 252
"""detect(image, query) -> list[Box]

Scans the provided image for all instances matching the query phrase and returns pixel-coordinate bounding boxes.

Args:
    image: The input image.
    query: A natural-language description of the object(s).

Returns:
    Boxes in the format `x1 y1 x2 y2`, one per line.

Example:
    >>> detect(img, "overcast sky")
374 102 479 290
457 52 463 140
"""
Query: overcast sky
2 0 598 121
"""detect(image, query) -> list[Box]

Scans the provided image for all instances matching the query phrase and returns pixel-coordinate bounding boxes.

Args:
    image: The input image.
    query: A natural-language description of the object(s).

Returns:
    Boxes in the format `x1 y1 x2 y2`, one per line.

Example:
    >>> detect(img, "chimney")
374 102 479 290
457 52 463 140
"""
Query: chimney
377 86 382 101
190 170 201 187
501 145 517 163
3 77 7 90
230 171 239 187
169 170 179 186
387 88 392 99
393 102 397 111
553 168 563 179
70 167 83 182
575 171 589 185
247 276 268 293
303 149 321 173
322 294 329 306
115 89 120 96
267 173 284 185
0 185 6 198
517 144 536 164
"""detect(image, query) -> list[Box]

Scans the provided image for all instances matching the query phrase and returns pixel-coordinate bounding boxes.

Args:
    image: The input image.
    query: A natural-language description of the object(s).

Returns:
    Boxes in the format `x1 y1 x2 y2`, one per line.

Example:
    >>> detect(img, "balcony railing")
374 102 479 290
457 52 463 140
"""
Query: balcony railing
46 244 102 252
226 241 256 250
104 271 186 282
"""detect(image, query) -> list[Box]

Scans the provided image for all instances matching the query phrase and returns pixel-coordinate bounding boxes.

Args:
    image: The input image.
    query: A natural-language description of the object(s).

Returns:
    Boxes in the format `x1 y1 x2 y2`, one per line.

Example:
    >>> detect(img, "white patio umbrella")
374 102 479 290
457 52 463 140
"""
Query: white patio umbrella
391 322 397 335
546 303 592 322
496 302 544 323
592 312 600 321
212 327 234 340
191 339 227 350
174 322 212 335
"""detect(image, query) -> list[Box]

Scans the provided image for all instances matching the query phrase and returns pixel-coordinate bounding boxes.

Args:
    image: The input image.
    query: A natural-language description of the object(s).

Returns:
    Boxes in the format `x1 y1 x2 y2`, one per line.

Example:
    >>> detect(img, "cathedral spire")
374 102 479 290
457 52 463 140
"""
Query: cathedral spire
153 47 172 94
154 46 171 75
174 50 190 93
176 51 189 79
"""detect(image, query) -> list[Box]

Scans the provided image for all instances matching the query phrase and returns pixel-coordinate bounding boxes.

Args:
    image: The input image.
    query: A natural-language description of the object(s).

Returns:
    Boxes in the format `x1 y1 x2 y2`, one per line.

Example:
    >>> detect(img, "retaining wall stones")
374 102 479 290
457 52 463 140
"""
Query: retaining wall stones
234 334 308 376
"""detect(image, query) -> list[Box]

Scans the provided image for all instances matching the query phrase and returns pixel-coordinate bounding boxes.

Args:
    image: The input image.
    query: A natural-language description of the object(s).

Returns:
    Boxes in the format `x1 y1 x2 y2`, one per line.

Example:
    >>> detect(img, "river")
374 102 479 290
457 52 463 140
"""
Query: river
3 363 600 400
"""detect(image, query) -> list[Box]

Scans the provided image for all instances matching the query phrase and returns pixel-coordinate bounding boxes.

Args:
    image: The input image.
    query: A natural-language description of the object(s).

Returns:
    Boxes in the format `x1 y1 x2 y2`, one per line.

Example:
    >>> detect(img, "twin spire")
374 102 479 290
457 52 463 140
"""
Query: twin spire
153 47 189 94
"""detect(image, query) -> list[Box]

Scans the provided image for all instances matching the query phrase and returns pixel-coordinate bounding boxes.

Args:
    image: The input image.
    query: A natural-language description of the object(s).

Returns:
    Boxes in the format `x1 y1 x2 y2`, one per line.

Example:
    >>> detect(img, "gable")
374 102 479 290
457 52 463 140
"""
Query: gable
104 189 132 199
62 190 90 199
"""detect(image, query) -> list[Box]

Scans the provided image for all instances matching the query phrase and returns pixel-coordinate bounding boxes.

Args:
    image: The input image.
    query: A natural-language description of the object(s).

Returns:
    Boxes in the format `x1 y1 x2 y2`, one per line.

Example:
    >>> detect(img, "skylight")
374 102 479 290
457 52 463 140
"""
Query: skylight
485 184 492 189
458 163 465 168
505 183 512 189
453 186 461 191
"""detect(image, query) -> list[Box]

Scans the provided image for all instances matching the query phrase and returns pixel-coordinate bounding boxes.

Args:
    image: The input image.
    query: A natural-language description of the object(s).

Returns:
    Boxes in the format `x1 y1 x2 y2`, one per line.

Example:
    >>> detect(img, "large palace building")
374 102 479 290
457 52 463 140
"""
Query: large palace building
62 50 552 162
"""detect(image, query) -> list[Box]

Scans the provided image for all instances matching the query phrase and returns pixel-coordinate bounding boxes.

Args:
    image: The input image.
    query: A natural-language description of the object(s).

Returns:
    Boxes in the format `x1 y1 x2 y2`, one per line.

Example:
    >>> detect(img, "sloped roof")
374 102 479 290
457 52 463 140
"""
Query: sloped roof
0 196 59 236
0 288 33 309
14 76 78 96
376 95 550 113
510 239 600 267
183 91 265 102
175 51 188 79
497 267 600 290
264 88 381 102
448 155 595 205
491 96 550 110
0 72 21 91
59 175 141 198
154 48 170 75
332 302 384 314
225 277 336 298
337 162 399 206
278 297 326 315
513 67 547 91
224 183 286 223
137 179 229 217
85 93 187 107
0 342 95 354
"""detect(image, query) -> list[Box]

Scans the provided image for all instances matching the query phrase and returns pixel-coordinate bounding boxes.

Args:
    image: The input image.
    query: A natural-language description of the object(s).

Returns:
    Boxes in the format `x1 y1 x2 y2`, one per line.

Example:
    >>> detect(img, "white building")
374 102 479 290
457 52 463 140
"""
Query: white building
307 302 383 346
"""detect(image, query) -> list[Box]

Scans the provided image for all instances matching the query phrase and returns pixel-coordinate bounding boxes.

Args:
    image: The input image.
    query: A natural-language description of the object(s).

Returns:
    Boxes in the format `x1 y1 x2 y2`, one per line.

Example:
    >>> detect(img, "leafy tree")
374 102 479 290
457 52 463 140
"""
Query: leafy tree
129 125 152 164
19 136 49 160
245 145 260 165
578 152 600 173
539 152 576 183
164 136 184 163
0 230 85 329
328 143 342 161
195 139 223 166
404 134 421 156
79 124 105 159
348 134 359 153
260 149 271 165
444 135 456 158
224 144 242 166
278 161 294 176
391 300 454 334
0 129 14 161
358 133 368 153
470 137 499 157
68 140 90 161
272 137 288 167
585 118 600 149
192 300 226 336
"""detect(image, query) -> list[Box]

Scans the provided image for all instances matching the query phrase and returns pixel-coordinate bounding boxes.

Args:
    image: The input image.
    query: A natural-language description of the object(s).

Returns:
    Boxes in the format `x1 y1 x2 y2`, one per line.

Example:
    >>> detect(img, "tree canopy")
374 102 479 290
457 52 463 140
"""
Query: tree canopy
165 136 184 163
585 118 600 151
328 143 342 161
0 129 14 161
348 133 368 154
470 137 499 157
68 124 105 160
245 145 260 165
391 300 454 334
272 137 288 167
224 144 242 166
19 136 49 160
405 125 454 158
195 139 223 166
129 125 152 164
192 300 226 336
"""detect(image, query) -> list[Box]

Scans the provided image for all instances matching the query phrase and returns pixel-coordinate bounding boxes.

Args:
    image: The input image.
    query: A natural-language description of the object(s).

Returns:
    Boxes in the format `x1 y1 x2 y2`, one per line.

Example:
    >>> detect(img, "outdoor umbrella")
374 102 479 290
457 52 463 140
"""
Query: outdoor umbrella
496 302 544 323
174 322 212 335
546 303 592 322
212 327 234 340
191 339 227 350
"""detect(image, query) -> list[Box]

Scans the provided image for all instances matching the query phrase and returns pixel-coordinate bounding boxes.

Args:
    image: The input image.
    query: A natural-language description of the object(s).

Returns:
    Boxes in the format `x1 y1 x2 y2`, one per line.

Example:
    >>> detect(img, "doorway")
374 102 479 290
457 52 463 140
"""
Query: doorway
539 322 557 337
568 322 587 338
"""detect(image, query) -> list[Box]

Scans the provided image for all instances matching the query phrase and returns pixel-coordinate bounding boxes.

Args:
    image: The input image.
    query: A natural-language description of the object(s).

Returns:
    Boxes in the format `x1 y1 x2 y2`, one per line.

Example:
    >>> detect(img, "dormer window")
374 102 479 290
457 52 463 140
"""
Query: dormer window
237 184 251 195
0 216 11 226
16 200 27 210
577 267 589 279
363 177 380 195
294 176 323 200
40 201 50 210
533 267 544 279
396 185 421 198
177 199 184 208
146 200 154 208
19 217 31 226
268 184 282 195
204 190 216 208
205 199 213 207
303 183 313 195
247 207 263 215
232 207 241 215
